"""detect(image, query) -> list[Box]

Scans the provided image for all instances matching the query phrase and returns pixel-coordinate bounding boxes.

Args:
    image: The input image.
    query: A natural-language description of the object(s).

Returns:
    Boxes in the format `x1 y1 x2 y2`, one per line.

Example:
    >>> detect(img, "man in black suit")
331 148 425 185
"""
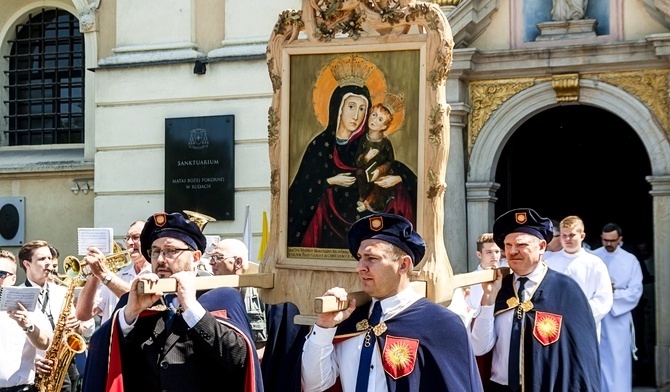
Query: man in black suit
100 212 261 392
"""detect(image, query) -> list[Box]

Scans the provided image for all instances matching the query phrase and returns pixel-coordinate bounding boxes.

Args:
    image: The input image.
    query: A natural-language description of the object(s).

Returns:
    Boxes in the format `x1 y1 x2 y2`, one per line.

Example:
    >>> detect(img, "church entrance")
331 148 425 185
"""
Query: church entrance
494 105 656 387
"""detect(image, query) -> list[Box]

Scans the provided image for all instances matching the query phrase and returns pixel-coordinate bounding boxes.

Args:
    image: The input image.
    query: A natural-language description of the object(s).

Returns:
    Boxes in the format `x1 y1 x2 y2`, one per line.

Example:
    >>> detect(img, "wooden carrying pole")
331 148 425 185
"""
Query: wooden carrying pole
136 273 275 295
312 268 510 314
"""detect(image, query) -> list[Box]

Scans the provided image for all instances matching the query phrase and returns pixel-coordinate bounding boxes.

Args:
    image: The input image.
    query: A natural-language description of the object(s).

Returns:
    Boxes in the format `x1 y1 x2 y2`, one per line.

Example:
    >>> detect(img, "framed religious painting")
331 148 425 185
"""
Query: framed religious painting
284 45 424 266
260 0 456 316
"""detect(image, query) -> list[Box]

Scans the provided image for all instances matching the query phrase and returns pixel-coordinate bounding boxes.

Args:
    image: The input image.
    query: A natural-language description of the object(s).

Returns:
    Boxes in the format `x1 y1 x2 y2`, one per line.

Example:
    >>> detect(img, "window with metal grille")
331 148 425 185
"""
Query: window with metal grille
3 9 85 146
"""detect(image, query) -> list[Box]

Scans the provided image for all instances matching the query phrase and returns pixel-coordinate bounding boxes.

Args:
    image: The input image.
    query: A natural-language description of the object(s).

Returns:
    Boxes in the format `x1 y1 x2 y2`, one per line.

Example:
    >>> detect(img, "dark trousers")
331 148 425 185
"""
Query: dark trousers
0 385 35 392
61 361 80 392
486 381 516 392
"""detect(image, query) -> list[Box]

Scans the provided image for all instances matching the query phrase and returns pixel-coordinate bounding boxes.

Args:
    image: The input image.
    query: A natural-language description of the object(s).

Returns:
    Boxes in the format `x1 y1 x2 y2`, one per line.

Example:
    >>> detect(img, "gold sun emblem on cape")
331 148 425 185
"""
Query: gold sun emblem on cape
536 315 560 339
384 341 413 370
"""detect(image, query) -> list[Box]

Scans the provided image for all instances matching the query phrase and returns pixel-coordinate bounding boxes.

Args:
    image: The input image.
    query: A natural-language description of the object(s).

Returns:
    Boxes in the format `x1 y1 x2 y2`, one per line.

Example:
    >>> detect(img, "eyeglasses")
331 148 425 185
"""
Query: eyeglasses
147 248 193 260
209 254 236 263
0 271 14 279
124 235 141 243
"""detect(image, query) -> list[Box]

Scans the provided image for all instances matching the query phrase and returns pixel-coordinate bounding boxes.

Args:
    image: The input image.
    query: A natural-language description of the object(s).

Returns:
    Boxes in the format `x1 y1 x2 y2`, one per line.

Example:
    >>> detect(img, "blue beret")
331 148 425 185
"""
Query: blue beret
492 208 554 249
140 212 207 260
347 213 426 266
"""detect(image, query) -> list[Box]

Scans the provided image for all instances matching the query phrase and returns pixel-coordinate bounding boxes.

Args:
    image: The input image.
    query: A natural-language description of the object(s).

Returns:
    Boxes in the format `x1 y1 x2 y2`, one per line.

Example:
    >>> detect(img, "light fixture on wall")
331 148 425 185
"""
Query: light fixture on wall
193 60 207 75
71 178 94 195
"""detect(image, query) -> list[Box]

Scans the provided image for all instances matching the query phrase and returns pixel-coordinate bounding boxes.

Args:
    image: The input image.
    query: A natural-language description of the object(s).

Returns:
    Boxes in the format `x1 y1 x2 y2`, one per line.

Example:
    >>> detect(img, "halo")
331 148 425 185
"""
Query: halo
371 92 405 136
313 55 387 127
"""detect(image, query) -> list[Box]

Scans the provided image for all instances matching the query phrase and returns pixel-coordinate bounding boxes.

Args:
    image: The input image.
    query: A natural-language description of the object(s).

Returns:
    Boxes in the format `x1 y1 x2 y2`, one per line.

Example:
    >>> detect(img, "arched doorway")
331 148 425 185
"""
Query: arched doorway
495 105 656 387
495 105 652 247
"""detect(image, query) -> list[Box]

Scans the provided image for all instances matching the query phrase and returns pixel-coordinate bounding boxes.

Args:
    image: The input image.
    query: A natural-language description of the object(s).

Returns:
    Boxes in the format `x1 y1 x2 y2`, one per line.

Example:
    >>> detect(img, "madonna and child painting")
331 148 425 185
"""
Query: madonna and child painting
287 52 420 257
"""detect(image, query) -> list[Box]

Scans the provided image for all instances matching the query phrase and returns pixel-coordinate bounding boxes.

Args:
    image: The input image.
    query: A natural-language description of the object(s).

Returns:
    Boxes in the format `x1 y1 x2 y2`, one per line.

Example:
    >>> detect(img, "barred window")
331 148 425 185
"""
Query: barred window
3 9 85 146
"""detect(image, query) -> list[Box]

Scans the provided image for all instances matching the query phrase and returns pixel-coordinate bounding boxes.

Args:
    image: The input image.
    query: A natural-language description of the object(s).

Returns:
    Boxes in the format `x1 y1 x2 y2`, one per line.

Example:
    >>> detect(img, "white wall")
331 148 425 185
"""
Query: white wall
93 1 299 253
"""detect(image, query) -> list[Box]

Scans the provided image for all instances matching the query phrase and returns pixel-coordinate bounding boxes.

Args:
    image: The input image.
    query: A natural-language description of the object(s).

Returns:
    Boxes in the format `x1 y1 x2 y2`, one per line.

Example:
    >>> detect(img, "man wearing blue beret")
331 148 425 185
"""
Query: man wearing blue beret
301 213 483 392
470 208 601 392
83 212 262 392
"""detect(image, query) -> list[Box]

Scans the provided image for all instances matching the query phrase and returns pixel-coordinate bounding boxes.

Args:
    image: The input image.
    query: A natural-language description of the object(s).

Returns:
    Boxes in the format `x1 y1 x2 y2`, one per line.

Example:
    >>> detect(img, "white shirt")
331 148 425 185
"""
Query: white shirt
592 245 643 392
20 280 66 332
544 248 613 339
94 262 152 323
446 287 472 327
592 246 643 317
0 309 51 387
20 280 95 340
470 263 546 387
301 286 422 392
466 259 509 317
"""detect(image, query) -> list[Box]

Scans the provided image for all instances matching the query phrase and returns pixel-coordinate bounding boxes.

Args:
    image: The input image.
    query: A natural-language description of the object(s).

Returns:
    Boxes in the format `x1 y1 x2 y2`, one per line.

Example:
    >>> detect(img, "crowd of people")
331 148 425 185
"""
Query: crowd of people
0 208 648 392
0 212 266 392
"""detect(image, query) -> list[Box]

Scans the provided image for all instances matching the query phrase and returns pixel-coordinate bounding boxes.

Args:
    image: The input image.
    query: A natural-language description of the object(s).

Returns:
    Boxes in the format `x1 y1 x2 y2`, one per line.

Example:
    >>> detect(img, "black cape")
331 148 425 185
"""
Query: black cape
334 297 483 392
493 268 601 391
82 288 263 392
260 303 310 392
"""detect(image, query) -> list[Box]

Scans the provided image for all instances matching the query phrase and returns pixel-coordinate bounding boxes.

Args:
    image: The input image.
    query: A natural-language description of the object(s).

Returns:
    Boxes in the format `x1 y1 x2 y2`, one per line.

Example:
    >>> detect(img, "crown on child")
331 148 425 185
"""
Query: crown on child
330 54 376 88
381 93 404 115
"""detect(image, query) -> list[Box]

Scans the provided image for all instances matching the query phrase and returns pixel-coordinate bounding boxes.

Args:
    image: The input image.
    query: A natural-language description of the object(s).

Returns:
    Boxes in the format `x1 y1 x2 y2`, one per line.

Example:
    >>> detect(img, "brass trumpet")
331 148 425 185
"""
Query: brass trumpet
183 209 217 231
63 242 132 278
50 270 85 288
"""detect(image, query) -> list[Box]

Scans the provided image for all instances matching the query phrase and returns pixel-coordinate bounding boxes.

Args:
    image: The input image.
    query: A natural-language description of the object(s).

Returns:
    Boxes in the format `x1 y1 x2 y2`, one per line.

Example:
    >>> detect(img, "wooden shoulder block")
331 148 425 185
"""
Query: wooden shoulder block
136 273 275 295
450 267 512 290
137 278 177 295
313 281 427 314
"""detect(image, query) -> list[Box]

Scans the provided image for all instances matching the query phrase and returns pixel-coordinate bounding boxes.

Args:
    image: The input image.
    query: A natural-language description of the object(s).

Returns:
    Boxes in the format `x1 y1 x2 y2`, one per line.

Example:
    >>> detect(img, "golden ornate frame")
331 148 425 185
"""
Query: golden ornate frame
260 0 454 316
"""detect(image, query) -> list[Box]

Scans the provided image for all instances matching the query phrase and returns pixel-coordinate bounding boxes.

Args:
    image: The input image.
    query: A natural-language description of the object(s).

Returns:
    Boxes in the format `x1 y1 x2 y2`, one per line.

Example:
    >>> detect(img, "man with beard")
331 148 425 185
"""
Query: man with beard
88 212 261 392
592 223 643 392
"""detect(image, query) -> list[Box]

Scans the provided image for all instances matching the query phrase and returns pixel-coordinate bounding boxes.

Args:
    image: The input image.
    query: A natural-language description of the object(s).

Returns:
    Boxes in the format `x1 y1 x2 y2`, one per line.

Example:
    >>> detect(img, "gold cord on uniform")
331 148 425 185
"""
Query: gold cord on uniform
356 318 388 347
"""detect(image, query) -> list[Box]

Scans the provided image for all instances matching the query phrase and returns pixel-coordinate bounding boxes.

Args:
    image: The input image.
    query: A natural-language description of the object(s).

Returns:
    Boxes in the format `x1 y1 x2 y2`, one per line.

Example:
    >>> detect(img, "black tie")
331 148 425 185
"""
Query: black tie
39 285 54 329
164 294 177 331
509 277 528 391
355 301 382 392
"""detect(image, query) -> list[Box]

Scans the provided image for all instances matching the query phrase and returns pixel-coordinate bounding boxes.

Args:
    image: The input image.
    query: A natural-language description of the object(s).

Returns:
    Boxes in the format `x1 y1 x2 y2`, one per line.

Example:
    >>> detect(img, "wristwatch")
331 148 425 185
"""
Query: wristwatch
24 324 34 333
101 274 113 286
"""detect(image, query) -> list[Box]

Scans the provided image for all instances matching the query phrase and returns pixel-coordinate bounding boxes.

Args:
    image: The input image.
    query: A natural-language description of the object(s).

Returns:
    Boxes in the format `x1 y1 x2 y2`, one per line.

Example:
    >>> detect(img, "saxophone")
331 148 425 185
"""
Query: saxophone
34 278 86 392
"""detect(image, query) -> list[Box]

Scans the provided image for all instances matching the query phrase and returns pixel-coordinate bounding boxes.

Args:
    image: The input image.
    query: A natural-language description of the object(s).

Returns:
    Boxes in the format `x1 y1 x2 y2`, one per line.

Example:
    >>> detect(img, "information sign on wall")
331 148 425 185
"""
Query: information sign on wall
165 115 234 220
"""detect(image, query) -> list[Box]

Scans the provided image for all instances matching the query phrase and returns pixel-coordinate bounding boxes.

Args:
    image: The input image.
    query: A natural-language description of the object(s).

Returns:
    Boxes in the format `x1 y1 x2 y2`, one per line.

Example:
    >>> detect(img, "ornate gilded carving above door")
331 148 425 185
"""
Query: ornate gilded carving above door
584 69 670 132
467 69 670 154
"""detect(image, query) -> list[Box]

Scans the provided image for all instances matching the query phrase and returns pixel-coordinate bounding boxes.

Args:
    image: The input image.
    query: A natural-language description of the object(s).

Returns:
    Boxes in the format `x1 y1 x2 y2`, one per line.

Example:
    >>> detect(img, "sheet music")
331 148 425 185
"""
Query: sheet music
0 286 41 311
78 227 114 255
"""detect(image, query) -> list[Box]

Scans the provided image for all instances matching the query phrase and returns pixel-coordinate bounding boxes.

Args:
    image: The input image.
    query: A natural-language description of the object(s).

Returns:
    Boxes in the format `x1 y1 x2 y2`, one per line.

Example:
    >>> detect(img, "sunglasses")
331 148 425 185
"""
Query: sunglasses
0 271 14 279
